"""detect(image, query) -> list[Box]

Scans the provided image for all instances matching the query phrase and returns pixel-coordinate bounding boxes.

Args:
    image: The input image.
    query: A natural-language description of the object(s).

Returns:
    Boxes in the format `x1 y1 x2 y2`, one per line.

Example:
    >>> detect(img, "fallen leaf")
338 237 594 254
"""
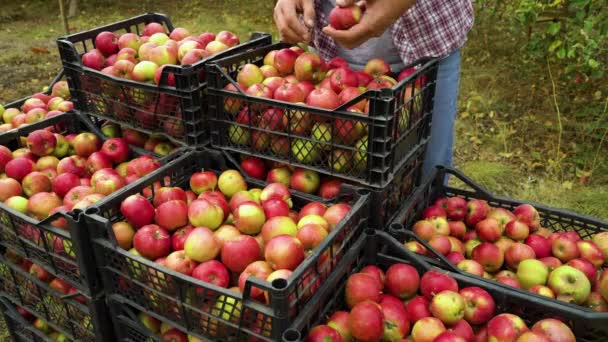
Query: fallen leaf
31 47 50 54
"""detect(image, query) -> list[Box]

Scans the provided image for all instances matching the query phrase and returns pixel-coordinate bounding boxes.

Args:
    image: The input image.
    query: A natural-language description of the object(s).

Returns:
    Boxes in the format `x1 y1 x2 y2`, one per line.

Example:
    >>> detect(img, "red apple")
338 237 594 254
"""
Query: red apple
112 221 135 250
273 48 299 76
318 179 342 199
505 220 530 241
460 286 495 325
525 234 552 259
100 138 129 164
349 300 384 342
120 194 155 228
184 227 221 262
505 243 536 270
95 31 119 56
238 260 273 300
192 260 230 289
420 270 458 300
552 236 580 262
486 314 528 342
240 157 266 180
472 243 504 273
133 224 171 260
406 296 431 323
153 187 187 207
5 157 34 181
531 318 575 342
476 217 502 242
155 199 188 231
513 204 541 231
221 235 261 273
329 5 362 30
165 250 197 275
466 199 490 227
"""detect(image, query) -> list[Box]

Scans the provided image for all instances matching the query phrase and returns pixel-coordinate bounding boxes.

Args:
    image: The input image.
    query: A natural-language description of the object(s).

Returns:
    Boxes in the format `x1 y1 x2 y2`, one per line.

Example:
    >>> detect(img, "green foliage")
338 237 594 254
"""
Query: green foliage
477 0 607 78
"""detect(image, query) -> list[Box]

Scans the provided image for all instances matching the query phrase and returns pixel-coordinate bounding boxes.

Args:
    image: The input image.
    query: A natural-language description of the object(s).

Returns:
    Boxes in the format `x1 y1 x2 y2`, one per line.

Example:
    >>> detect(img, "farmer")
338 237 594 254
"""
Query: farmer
273 0 474 178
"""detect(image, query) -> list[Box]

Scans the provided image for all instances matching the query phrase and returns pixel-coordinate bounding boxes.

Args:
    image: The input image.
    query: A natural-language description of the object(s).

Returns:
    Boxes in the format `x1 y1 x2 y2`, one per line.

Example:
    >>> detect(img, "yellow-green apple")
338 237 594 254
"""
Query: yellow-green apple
133 224 171 260
487 208 516 229
265 167 291 187
552 236 580 262
513 204 541 231
411 317 446 342
273 48 298 76
113 59 135 79
566 257 597 283
505 220 530 241
505 243 536 270
383 263 419 299
138 312 161 333
516 259 548 289
577 240 605 268
263 50 277 66
448 237 465 254
138 41 157 61
264 235 305 270
95 31 119 56
525 234 551 258
329 5 362 30
297 214 330 232
71 132 100 157
515 331 551 342
118 32 141 51
34 156 59 171
472 242 504 273
132 61 159 83
531 318 575 342
586 291 608 312
116 47 137 63
348 300 384 342
260 65 279 78
2 108 21 124
198 190 230 220
296 223 328 252
236 64 264 88
294 52 326 83
528 285 555 298
177 40 202 61
261 216 297 242
149 32 169 45
364 58 391 78
311 122 332 151
234 201 266 235
229 190 256 213
430 290 465 324
165 250 197 275
548 265 591 304
120 194 155 228
216 31 239 47
188 199 223 229
112 221 135 250
184 227 220 263
217 169 247 198
377 295 410 340
24 108 46 124
221 235 260 273
205 40 229 54
238 260 273 301
189 171 217 195
323 203 350 230
192 260 230 290
4 196 28 214
148 45 177 66
155 199 188 231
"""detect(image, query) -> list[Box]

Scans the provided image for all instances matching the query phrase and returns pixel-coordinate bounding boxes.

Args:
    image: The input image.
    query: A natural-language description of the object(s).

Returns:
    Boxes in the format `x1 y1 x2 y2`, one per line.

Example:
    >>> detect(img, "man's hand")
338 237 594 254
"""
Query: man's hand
323 0 417 49
274 0 316 44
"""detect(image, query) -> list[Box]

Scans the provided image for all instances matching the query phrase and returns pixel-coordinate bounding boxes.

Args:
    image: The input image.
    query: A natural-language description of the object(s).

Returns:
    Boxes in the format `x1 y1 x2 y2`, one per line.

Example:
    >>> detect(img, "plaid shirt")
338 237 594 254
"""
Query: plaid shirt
312 0 474 65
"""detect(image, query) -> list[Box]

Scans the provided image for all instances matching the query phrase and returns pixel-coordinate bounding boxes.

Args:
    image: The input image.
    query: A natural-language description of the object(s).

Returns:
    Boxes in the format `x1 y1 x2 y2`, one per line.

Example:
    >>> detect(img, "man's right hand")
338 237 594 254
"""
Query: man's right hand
274 0 316 44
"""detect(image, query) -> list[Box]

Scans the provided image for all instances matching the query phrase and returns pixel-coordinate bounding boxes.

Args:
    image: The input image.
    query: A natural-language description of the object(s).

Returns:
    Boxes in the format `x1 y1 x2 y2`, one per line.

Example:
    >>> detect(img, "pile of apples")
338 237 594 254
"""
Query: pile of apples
304 263 577 342
223 45 422 174
0 127 163 242
240 155 343 199
82 23 240 83
113 168 352 305
132 310 199 341
2 250 85 341
0 81 73 133
99 121 178 156
407 197 608 311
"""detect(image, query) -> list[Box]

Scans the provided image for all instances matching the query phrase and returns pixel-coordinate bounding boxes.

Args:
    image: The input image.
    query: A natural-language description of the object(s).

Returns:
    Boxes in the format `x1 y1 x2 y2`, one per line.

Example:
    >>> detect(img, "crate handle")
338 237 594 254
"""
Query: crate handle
374 230 436 270
438 165 493 198
389 223 461 273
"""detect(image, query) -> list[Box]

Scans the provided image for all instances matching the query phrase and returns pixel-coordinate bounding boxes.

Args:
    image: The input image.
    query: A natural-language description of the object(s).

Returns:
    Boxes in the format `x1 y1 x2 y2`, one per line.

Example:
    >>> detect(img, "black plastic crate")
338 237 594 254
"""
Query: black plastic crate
84 149 370 341
0 254 113 342
206 42 437 187
1 296 57 342
0 111 174 295
57 12 272 147
388 166 608 341
107 295 193 342
282 230 606 342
